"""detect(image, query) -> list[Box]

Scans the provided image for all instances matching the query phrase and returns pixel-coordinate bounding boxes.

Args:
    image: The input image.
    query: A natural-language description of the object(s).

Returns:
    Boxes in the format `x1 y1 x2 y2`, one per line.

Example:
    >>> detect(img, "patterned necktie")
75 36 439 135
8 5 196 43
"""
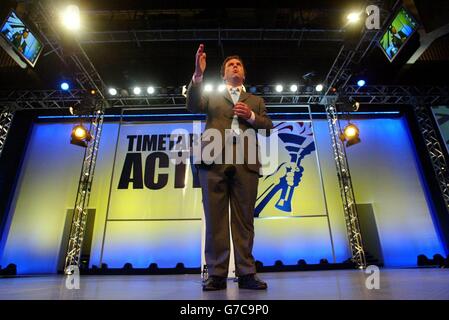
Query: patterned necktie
230 87 240 136
230 87 240 104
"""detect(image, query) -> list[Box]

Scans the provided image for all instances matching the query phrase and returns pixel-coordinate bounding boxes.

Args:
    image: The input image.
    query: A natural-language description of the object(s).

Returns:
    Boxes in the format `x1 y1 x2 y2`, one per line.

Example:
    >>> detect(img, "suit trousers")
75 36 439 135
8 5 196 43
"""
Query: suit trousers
198 162 259 277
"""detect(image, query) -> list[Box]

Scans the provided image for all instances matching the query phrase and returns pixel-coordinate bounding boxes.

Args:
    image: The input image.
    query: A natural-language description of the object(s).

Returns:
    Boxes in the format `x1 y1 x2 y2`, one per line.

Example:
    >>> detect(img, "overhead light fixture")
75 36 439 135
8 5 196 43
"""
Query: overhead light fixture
217 84 226 92
204 84 213 92
61 5 81 31
315 84 324 92
290 84 298 92
347 12 361 24
69 91 99 116
147 86 155 94
60 82 70 91
338 96 361 112
340 123 361 147
133 87 141 95
70 124 92 147
275 85 283 93
357 79 366 87
108 88 117 96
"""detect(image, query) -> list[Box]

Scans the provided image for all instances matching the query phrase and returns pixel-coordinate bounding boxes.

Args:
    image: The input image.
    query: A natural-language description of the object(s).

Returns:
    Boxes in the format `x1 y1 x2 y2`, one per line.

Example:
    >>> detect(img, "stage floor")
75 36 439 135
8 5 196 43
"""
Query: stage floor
1 268 449 300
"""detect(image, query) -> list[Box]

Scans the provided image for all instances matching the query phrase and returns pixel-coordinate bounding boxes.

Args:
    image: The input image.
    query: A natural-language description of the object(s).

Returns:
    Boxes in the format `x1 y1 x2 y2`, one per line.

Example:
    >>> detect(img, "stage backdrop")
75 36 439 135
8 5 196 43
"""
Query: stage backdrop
0 114 445 274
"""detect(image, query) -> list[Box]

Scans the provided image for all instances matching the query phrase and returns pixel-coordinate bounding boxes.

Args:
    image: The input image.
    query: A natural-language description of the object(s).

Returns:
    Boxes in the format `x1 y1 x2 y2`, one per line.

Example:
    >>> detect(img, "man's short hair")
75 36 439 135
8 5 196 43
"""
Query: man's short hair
220 55 246 78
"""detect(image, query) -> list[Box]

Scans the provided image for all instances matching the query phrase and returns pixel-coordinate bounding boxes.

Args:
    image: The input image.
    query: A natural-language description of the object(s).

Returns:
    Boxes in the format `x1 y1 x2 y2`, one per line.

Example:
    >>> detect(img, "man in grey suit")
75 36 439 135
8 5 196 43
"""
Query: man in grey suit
186 44 273 290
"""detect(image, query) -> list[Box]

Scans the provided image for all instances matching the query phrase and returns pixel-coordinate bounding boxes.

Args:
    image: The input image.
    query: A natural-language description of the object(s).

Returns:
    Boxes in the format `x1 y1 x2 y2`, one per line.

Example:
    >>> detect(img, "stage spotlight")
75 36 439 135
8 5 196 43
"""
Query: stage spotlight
108 88 117 96
204 84 213 92
347 12 361 24
297 259 307 266
315 84 324 92
175 263 185 272
61 5 80 31
290 84 298 92
249 86 257 93
217 84 226 92
70 91 100 115
340 123 361 147
357 79 366 87
148 263 158 272
275 85 283 93
147 86 155 94
123 263 133 270
255 260 264 270
338 96 360 112
305 86 313 93
60 82 70 91
433 254 445 266
274 260 284 267
70 124 92 148
133 87 141 95
0 263 17 276
417 254 430 266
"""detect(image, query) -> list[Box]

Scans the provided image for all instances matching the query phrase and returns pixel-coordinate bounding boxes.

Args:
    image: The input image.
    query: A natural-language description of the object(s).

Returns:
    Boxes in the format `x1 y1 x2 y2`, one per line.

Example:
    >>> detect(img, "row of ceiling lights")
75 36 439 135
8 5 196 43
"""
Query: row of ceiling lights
61 80 366 96
100 84 326 96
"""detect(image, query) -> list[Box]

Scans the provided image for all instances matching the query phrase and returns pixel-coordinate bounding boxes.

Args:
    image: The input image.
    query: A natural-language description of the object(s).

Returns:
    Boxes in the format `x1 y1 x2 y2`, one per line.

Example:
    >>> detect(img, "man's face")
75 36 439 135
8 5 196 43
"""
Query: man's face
222 58 245 84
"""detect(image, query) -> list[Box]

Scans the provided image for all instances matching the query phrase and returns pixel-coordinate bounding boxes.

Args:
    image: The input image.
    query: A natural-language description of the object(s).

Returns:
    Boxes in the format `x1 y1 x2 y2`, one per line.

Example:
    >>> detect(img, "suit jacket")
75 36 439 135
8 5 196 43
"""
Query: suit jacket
186 81 273 173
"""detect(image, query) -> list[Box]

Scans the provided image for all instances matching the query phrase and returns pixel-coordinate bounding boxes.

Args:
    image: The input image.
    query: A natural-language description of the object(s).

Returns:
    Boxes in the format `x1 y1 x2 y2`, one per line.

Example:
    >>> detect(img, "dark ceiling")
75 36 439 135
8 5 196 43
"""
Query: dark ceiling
0 0 448 91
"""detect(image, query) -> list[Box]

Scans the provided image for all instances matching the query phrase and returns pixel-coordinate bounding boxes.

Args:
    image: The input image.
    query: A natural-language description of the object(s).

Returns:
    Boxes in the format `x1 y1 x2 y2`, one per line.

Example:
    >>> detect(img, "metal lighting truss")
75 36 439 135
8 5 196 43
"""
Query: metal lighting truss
30 0 108 274
1 85 449 110
315 0 389 269
0 107 14 159
413 101 449 230
325 98 366 268
65 107 104 274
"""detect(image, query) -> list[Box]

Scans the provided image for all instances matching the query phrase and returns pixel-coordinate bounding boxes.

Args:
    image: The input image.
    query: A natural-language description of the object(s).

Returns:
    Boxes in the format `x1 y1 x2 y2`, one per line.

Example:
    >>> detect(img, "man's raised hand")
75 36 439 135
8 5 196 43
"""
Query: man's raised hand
194 44 206 78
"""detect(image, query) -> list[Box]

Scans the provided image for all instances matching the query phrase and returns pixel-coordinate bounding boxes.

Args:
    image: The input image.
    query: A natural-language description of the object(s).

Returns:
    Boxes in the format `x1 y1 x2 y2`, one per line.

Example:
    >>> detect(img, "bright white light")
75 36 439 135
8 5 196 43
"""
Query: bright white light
275 85 283 93
347 12 361 24
357 80 366 87
290 84 298 92
61 5 80 31
147 86 155 94
133 87 141 95
108 88 117 96
204 84 213 92
61 82 69 91
315 84 324 92
217 84 226 92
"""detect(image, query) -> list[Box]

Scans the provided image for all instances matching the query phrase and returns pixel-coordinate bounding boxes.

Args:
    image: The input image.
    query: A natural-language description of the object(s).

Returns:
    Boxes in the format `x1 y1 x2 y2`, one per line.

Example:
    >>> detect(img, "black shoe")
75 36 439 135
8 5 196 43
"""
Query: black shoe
238 274 268 290
202 276 227 291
